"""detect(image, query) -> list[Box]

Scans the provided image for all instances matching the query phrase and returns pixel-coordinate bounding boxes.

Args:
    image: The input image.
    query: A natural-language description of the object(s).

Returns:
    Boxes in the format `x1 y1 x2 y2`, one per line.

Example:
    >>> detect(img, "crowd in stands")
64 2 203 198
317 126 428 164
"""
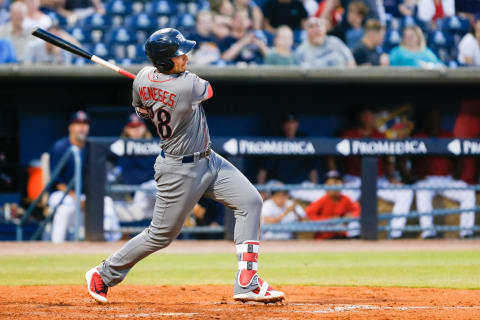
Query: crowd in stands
0 0 478 67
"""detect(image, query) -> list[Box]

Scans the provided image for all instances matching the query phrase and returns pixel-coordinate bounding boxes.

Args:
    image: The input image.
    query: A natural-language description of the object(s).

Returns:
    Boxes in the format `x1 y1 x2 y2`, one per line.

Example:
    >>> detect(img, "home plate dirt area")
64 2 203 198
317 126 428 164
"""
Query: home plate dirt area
1 285 480 319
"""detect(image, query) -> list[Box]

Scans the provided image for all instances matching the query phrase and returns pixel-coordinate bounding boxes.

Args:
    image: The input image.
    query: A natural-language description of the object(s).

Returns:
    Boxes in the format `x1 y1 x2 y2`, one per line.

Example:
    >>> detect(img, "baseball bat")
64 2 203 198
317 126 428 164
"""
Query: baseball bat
31 28 136 80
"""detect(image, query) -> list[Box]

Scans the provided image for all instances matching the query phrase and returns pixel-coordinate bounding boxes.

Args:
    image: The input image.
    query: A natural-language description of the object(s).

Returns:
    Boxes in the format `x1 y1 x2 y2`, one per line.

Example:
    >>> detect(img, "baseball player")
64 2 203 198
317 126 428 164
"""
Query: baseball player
413 110 475 239
48 111 121 242
86 28 285 304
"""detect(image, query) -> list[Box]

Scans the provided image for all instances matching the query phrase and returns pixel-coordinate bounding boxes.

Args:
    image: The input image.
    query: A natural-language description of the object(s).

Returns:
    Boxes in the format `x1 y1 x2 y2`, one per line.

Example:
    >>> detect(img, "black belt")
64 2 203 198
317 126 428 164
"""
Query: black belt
160 148 212 163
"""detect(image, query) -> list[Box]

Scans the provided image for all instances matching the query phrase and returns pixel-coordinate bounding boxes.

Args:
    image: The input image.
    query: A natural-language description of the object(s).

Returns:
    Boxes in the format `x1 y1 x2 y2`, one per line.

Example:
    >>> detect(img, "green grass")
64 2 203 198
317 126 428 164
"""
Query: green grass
1 251 480 289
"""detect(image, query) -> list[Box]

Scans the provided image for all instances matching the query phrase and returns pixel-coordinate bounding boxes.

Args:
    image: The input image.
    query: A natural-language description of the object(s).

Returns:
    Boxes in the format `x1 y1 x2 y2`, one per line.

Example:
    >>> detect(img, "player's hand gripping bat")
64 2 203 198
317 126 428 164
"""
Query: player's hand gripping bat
31 28 136 80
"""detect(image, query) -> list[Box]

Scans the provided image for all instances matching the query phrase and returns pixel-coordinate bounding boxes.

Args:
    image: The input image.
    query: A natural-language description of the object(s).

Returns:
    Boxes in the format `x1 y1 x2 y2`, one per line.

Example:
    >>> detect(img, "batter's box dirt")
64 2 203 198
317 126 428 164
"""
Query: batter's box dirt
1 285 480 319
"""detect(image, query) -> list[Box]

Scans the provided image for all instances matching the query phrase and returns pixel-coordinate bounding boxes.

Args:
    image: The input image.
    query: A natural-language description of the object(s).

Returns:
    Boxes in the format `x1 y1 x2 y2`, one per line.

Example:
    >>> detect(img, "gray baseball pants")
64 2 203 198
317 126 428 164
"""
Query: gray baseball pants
99 150 262 294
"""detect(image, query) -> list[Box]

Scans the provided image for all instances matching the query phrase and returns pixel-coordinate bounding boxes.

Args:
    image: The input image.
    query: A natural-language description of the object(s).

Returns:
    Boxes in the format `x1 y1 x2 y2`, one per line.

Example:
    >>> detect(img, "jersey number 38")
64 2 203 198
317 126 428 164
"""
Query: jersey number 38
156 108 172 139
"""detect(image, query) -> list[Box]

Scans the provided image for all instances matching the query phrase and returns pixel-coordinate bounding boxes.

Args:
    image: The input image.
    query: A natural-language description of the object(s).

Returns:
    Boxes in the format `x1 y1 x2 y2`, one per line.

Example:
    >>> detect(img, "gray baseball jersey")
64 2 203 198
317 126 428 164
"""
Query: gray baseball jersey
132 66 211 155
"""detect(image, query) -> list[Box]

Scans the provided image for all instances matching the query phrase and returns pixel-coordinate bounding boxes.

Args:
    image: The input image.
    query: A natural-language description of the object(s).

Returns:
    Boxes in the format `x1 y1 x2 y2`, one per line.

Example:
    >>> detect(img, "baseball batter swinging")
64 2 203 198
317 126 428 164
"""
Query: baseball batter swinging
85 28 285 304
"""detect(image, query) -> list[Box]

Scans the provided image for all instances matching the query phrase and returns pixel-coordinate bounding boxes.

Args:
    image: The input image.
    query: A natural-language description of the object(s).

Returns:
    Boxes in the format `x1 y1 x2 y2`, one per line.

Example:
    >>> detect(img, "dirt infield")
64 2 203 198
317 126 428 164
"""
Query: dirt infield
1 285 480 319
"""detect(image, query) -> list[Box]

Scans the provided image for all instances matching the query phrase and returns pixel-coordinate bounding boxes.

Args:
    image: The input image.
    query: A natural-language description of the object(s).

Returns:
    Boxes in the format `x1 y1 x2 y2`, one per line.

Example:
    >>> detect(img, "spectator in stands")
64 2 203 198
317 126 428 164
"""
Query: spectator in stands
320 0 385 23
257 113 319 184
458 17 480 66
210 0 234 16
261 184 306 240
24 25 74 64
0 39 17 63
328 106 414 239
294 17 356 67
0 1 33 62
189 11 222 66
264 25 296 65
262 0 308 34
48 111 121 242
234 0 263 30
23 0 52 30
411 110 475 239
305 171 361 239
353 19 389 66
389 26 443 68
219 9 268 65
398 0 419 17
42 0 105 24
417 0 455 22
113 113 156 220
329 0 369 49
314 0 343 27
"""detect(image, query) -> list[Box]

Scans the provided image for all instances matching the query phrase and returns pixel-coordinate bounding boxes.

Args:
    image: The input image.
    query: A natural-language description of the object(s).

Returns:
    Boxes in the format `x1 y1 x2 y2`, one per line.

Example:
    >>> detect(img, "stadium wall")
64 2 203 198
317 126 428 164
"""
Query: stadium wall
1 65 480 192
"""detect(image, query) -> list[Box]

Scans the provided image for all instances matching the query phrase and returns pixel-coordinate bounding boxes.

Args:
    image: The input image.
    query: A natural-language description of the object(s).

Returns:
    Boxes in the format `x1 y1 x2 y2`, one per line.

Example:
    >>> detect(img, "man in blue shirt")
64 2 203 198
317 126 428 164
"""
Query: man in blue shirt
48 110 121 242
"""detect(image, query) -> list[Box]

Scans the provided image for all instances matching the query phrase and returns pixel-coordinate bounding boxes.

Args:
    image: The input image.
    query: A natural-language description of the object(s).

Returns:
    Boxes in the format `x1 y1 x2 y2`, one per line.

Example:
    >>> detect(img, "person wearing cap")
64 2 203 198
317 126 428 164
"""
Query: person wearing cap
48 110 121 243
112 113 156 220
261 182 306 240
256 112 319 185
305 171 361 239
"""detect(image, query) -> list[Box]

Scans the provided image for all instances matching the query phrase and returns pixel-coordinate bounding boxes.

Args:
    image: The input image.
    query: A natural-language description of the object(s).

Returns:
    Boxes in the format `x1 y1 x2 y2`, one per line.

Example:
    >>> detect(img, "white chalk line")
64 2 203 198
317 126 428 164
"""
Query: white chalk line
286 304 480 314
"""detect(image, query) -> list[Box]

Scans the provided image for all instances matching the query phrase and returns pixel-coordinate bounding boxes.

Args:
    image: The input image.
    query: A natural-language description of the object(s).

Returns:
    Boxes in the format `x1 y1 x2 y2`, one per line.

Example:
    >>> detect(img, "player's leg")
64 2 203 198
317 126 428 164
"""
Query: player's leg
204 152 284 303
89 156 214 300
132 180 157 219
378 178 414 239
441 178 476 238
49 191 76 243
416 177 437 239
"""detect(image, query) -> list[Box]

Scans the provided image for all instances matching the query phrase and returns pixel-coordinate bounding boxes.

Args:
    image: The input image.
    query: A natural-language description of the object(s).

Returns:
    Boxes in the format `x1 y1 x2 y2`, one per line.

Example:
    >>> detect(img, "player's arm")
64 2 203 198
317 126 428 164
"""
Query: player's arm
131 71 152 119
192 74 213 104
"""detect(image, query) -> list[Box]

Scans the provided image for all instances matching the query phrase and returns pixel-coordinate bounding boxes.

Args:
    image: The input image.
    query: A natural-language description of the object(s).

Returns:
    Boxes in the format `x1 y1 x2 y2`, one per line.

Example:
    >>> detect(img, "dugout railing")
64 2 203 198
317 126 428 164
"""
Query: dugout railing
85 137 480 241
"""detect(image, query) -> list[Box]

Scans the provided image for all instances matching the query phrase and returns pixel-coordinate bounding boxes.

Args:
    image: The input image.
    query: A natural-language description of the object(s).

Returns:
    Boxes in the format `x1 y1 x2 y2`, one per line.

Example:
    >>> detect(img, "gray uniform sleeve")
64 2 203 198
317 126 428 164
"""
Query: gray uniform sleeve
132 77 142 109
191 73 210 104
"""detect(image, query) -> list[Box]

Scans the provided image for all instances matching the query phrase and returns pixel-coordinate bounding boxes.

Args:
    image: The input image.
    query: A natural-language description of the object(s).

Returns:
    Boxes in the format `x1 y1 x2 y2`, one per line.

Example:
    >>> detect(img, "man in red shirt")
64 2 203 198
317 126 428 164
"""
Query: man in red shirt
328 107 414 239
413 110 475 239
305 171 361 239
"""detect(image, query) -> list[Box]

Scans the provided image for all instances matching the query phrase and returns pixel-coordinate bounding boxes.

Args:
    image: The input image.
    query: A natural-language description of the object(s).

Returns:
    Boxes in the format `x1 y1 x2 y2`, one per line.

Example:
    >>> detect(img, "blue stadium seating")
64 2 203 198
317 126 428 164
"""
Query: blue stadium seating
383 29 402 53
106 0 133 16
91 43 111 59
439 16 470 36
127 13 156 30
69 26 92 43
82 13 112 30
148 0 177 16
108 27 135 44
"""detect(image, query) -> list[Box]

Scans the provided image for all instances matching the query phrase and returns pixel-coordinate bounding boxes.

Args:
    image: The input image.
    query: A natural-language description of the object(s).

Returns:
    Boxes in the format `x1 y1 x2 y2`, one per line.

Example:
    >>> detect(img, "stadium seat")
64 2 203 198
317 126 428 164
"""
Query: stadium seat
148 0 177 16
400 15 427 31
68 27 92 44
383 29 401 52
439 16 470 36
428 30 454 50
108 27 135 44
155 15 171 29
82 14 112 30
106 0 133 16
91 43 111 59
177 13 195 30
127 13 156 30
132 1 145 14
134 30 151 45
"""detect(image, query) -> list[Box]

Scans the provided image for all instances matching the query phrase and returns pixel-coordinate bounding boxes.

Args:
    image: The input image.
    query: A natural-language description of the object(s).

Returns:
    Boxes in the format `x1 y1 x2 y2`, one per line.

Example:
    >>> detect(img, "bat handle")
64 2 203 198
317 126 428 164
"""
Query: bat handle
91 55 136 80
